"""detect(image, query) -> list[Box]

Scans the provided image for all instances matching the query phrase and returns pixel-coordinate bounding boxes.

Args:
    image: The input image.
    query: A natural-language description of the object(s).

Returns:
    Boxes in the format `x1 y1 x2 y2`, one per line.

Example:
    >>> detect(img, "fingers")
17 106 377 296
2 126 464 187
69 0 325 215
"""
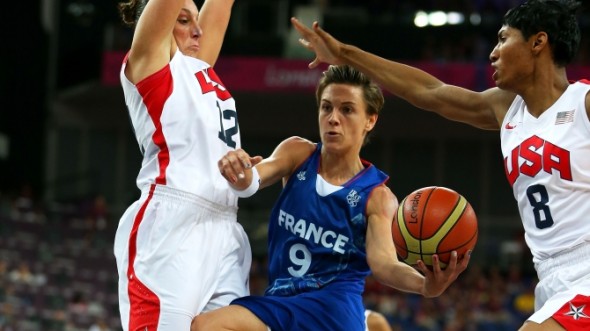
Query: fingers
250 155 264 167
291 17 311 35
415 260 431 276
459 250 472 271
219 149 253 184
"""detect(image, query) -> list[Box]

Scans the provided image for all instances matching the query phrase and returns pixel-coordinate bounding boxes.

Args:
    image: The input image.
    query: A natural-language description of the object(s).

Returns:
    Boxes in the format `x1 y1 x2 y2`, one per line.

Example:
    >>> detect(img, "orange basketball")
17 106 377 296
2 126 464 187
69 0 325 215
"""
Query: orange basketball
392 186 477 268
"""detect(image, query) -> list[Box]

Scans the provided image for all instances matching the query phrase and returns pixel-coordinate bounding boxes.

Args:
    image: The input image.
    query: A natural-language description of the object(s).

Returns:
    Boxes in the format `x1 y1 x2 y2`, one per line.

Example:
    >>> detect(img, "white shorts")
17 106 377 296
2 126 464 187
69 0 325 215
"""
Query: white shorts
114 184 251 331
528 242 590 329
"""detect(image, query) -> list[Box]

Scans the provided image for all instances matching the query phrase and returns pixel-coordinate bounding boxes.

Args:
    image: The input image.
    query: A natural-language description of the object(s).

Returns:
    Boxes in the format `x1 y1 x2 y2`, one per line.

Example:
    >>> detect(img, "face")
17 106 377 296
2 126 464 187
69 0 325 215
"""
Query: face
173 0 202 58
489 26 536 92
318 84 377 154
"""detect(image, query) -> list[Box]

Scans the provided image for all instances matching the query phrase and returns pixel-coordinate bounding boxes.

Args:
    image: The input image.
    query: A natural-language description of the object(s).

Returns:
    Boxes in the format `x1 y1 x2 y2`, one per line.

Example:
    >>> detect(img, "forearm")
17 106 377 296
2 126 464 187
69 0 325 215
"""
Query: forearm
372 261 426 296
197 0 235 66
338 44 445 107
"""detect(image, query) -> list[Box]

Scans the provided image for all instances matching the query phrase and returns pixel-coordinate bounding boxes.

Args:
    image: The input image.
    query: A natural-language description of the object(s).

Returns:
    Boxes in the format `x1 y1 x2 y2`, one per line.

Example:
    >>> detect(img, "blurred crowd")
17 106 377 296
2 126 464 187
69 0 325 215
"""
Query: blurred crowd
1 184 539 331
0 187 118 331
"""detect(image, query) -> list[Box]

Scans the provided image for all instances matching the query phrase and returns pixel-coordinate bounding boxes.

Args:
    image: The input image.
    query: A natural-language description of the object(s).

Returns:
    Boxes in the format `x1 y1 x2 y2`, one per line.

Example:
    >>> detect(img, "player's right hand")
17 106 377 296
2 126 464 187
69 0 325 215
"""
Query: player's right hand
218 149 263 187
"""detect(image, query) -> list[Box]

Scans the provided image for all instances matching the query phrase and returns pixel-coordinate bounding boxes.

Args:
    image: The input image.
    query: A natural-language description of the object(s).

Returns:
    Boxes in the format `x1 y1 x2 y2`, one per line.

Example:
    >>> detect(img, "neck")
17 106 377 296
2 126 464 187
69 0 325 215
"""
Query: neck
319 153 364 186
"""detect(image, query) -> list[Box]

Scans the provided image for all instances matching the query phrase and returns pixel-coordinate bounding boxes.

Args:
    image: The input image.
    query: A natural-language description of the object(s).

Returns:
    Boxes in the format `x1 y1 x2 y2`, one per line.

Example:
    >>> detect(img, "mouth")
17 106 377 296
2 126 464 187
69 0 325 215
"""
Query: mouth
490 65 498 81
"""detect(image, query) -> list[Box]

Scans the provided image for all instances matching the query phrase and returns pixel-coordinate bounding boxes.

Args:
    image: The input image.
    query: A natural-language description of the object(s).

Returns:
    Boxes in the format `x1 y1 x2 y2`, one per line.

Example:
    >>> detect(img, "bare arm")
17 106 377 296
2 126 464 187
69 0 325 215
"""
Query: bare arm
219 136 316 192
365 185 469 297
126 0 184 83
197 0 234 66
291 18 516 130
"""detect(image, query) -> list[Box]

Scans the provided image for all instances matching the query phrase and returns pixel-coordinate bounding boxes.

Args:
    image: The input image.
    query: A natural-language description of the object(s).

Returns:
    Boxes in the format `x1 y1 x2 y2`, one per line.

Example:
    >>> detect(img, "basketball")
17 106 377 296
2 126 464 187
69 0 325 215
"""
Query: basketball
392 186 478 268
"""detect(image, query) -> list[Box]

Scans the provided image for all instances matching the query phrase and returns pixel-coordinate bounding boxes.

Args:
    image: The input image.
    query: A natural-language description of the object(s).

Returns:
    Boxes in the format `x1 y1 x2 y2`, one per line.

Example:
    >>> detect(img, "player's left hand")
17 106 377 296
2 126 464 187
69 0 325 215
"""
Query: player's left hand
417 250 471 298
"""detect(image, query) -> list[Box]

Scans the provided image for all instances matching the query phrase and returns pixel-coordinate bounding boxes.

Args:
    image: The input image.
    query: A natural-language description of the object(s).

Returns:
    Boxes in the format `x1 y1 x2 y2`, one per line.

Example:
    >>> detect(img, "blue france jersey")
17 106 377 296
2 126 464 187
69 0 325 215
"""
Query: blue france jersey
265 143 389 297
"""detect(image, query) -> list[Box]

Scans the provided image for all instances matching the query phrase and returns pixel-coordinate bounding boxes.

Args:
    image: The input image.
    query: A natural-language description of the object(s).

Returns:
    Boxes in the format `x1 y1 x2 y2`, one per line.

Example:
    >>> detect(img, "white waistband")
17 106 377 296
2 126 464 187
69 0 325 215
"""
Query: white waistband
141 184 238 218
535 241 590 280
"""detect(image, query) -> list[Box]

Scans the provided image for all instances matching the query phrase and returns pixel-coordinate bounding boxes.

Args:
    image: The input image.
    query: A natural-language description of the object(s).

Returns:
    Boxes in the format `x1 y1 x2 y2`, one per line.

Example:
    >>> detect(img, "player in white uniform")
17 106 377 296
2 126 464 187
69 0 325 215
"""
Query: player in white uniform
291 0 590 330
114 0 254 330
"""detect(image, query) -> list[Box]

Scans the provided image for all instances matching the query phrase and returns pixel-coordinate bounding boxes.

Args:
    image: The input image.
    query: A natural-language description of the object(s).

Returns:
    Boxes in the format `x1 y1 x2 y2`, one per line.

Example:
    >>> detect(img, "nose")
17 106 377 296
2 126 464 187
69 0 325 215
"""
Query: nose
327 110 340 125
192 23 203 38
489 44 499 62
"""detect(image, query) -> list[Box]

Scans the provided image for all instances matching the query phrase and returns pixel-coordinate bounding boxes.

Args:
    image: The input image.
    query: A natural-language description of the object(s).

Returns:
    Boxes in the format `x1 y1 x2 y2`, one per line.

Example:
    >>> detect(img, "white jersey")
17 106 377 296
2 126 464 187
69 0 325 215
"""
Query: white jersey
500 81 590 264
120 51 240 207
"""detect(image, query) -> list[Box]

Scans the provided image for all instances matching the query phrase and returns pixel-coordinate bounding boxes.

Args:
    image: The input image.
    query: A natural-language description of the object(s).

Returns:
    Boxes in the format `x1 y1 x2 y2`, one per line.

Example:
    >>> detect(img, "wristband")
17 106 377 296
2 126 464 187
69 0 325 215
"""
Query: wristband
231 166 260 198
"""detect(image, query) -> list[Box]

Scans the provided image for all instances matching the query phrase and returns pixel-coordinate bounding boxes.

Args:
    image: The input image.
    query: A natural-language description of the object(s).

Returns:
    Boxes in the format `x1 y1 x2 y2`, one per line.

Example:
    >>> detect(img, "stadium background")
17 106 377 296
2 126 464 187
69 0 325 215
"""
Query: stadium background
1 0 589 330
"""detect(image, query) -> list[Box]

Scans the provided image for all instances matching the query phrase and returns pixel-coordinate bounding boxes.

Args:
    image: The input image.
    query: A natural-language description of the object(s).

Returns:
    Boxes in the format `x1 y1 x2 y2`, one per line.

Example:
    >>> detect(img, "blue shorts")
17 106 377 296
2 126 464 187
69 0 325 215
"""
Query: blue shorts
231 288 365 331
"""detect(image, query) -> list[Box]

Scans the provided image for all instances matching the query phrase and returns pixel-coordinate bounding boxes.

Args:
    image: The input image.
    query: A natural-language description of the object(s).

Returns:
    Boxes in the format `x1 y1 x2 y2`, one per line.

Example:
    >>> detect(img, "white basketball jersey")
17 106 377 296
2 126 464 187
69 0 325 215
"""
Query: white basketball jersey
500 81 590 263
120 51 240 207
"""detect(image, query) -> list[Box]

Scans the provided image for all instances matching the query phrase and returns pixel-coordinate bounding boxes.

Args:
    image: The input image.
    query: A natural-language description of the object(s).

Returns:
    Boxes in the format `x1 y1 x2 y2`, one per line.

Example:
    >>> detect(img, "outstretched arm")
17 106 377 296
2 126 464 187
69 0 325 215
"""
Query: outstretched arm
219 136 316 194
291 18 514 130
197 0 235 66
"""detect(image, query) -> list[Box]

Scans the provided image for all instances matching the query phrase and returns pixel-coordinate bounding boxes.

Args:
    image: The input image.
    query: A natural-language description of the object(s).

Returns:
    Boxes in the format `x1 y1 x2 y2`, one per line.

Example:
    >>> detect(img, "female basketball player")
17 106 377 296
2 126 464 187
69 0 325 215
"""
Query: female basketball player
191 65 470 330
113 0 255 329
291 0 590 330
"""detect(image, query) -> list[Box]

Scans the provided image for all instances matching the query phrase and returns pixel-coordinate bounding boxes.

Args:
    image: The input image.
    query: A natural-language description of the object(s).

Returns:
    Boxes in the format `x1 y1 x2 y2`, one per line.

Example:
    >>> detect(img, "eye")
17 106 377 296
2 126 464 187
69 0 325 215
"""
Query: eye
177 18 189 25
342 106 354 114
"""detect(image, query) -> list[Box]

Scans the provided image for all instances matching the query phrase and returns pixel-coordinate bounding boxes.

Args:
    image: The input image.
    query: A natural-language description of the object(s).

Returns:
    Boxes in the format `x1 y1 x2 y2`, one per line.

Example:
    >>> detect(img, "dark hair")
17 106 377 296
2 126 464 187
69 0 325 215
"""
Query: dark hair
503 0 582 66
118 0 148 27
316 65 385 145
316 65 384 116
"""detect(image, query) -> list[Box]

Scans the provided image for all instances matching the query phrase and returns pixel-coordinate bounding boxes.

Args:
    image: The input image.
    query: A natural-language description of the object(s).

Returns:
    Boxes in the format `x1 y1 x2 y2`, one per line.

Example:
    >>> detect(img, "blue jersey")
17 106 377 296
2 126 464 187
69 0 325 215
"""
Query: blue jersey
233 143 389 331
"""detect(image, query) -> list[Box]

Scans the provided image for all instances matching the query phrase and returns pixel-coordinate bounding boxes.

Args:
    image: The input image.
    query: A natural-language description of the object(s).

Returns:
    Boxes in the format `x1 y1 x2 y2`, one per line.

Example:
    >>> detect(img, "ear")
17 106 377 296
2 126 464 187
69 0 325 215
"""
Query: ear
532 32 548 52
366 114 378 131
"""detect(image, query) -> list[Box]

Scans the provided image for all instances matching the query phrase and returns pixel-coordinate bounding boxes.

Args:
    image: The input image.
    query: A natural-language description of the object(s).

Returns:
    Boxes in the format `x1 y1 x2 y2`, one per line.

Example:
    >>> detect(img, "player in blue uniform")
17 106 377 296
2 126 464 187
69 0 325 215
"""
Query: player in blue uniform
291 1 590 330
191 65 470 331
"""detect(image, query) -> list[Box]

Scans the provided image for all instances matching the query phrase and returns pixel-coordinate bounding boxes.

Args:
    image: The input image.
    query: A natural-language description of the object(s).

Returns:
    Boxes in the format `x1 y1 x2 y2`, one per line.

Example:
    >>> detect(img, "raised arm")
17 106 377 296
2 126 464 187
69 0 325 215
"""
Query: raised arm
365 185 469 298
291 18 515 130
126 0 185 83
197 0 235 66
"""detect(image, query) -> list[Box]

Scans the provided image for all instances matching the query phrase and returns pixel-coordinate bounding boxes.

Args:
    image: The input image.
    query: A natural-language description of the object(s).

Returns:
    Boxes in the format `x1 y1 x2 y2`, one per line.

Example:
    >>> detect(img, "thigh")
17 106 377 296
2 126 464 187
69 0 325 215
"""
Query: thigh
203 221 252 312
131 202 232 327
192 305 268 331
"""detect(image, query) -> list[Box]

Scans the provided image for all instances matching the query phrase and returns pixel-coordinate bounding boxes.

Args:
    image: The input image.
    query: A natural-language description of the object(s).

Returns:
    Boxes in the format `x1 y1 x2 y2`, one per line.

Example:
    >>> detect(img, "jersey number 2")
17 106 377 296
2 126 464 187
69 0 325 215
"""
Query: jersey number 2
217 101 238 148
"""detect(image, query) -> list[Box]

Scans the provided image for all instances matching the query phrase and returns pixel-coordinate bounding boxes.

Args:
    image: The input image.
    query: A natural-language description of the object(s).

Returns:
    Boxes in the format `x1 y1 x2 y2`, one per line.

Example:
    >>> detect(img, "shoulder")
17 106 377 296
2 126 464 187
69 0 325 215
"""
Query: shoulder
276 136 316 156
483 87 517 126
581 81 590 115
267 136 317 180
369 185 396 203
367 184 398 217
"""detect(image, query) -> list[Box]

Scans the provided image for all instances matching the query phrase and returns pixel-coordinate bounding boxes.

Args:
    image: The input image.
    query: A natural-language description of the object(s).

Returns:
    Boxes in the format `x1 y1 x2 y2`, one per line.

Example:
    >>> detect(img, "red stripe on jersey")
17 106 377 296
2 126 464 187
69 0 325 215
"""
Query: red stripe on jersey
552 294 590 329
137 66 174 185
127 184 160 330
